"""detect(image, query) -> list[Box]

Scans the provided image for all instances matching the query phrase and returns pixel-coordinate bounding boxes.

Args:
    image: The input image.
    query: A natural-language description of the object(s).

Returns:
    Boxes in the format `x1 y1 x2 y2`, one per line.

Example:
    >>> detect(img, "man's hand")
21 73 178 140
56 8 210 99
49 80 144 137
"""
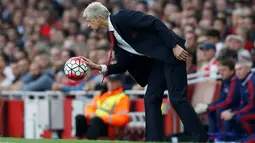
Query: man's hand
221 110 234 120
173 44 188 61
79 56 101 71
194 103 208 114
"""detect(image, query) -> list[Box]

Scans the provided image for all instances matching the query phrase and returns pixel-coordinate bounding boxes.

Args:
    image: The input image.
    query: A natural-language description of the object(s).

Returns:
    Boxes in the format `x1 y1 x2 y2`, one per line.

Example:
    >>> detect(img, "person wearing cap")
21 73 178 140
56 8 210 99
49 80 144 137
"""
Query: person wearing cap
75 74 130 140
81 2 208 142
199 42 218 77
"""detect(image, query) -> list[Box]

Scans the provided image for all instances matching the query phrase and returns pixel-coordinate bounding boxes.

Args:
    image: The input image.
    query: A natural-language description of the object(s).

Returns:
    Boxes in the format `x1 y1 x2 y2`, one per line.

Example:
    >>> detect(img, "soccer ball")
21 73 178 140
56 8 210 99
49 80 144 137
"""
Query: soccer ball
64 57 89 80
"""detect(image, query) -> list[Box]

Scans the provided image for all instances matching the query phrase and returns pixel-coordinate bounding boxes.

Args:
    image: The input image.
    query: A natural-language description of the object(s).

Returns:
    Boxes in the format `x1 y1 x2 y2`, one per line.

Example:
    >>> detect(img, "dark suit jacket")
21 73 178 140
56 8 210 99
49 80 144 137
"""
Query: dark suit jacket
106 9 186 87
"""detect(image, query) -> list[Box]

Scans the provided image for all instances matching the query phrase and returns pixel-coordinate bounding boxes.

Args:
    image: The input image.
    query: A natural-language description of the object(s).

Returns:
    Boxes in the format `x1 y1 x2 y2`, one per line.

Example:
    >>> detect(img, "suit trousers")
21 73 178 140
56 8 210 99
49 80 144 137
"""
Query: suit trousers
144 60 208 142
75 115 108 139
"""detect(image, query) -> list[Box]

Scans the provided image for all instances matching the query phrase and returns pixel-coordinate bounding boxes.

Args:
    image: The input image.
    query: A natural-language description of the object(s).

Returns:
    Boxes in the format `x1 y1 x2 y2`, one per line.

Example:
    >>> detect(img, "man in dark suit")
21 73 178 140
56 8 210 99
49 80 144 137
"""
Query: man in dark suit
81 2 208 142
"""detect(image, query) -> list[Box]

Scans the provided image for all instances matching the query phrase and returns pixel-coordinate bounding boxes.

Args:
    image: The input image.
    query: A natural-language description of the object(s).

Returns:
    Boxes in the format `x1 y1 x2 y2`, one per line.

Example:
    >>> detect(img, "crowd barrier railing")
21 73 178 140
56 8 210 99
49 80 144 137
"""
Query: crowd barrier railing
0 91 184 139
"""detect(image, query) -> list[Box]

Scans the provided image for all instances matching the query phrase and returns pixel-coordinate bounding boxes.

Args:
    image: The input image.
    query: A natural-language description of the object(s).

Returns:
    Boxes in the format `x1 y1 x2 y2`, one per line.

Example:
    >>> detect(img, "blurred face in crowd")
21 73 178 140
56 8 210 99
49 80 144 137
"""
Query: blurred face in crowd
215 0 227 12
106 79 122 91
4 42 16 57
14 50 26 61
202 49 216 61
30 62 41 77
18 58 30 75
7 28 18 42
185 32 196 49
218 64 234 80
235 63 251 80
88 50 98 63
0 56 6 74
243 17 253 30
61 50 72 62
97 49 108 64
0 34 7 48
50 48 61 62
136 2 147 13
164 3 178 17
213 19 225 32
11 63 20 77
228 39 243 50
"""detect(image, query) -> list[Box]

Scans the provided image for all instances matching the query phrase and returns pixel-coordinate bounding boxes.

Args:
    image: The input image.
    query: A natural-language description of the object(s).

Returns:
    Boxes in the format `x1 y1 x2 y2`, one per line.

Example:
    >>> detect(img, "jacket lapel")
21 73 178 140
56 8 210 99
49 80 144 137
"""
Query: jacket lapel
109 14 123 39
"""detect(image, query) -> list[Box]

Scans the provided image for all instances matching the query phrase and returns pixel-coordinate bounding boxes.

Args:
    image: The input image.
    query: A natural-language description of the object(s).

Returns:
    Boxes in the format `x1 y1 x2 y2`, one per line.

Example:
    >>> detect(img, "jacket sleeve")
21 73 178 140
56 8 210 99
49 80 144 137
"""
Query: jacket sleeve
60 81 86 92
20 74 53 91
107 48 130 75
101 95 130 127
84 95 98 119
116 9 183 49
233 80 255 115
209 78 240 111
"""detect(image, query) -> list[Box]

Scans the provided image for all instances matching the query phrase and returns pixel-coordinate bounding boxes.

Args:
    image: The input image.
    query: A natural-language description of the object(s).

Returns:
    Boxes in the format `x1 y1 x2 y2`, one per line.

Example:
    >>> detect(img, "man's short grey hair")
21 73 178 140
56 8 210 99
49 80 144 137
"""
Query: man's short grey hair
236 60 253 68
83 2 110 20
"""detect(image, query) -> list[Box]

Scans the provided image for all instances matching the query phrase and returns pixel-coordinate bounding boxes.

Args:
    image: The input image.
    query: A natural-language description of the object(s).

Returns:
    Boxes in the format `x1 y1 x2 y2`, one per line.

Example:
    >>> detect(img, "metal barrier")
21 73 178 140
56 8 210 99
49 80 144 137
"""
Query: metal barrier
0 91 184 139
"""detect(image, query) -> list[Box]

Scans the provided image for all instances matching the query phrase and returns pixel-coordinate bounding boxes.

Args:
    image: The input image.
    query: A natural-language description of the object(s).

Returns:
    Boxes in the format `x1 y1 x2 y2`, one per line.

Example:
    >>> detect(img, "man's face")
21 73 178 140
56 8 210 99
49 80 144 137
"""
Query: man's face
235 63 250 80
202 49 215 61
86 18 101 31
228 39 243 50
218 64 234 80
30 63 41 77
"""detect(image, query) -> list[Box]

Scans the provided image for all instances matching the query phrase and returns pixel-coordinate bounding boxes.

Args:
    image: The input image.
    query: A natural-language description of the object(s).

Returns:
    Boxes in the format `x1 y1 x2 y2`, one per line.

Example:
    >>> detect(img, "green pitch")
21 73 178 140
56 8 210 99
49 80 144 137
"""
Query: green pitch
0 138 146 143
0 138 173 143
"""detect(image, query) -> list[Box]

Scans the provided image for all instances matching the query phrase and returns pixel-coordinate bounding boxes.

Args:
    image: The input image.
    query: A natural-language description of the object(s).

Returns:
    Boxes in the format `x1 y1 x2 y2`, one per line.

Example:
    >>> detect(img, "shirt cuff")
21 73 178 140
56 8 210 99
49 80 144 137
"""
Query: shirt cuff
100 65 107 73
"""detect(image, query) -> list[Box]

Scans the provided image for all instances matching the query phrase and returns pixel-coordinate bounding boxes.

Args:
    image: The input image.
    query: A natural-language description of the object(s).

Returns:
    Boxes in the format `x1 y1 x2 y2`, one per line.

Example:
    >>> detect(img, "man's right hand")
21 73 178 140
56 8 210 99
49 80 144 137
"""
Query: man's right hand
173 44 188 61
79 56 101 71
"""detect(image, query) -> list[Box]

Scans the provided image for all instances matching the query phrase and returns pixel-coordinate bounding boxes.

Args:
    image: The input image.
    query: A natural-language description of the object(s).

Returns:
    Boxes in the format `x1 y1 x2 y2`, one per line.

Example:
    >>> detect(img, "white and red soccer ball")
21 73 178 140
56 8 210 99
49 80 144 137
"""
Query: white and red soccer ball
64 57 89 80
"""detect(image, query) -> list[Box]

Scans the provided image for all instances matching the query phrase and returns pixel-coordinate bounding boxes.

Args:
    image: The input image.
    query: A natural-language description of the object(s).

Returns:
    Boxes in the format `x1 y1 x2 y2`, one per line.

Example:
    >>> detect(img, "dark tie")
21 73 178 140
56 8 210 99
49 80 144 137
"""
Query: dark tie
101 31 115 82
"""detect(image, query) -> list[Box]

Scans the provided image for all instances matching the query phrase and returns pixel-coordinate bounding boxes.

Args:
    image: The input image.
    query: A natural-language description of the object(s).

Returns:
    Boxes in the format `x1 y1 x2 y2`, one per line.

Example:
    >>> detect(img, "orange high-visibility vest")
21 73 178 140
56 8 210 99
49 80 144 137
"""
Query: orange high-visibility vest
85 88 130 127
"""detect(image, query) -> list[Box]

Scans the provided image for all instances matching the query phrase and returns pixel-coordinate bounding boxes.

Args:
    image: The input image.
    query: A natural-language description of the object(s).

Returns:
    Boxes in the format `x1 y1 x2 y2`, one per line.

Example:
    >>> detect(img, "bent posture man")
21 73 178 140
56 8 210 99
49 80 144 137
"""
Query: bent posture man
82 2 208 142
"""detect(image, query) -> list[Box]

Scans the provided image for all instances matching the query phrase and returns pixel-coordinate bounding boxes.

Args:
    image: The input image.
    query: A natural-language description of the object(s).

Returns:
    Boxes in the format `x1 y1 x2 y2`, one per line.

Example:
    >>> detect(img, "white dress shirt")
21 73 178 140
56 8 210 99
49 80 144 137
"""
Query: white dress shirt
108 16 143 56
100 16 144 73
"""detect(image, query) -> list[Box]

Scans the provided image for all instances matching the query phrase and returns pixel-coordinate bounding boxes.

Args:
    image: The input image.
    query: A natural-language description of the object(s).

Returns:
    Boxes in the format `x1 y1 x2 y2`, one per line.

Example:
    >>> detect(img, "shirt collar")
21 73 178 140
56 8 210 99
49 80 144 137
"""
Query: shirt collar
108 15 114 31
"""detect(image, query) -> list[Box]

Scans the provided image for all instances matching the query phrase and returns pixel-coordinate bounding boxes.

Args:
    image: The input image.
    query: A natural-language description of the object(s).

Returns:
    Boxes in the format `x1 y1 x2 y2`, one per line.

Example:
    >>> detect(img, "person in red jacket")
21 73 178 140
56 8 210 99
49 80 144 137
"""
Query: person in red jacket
75 74 130 139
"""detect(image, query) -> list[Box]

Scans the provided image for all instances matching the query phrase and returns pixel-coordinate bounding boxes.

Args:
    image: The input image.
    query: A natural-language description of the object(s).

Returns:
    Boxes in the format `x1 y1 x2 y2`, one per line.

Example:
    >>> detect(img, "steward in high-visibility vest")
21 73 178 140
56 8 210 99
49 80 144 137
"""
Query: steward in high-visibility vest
75 74 130 140
85 87 130 126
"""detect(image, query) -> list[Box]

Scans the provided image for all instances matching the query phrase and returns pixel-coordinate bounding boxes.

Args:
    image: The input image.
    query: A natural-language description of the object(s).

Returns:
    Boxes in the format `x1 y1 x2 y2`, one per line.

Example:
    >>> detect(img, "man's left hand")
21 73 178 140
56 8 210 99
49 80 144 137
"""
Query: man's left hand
221 110 234 120
173 44 188 61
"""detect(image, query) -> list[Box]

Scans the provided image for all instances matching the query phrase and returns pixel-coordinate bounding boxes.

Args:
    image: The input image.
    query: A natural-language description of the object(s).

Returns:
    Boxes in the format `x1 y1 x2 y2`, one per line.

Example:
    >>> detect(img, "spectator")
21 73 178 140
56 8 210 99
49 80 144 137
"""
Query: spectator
205 29 224 57
75 74 130 139
225 34 251 63
217 48 238 62
20 62 53 91
0 54 12 87
199 42 218 77
186 48 196 74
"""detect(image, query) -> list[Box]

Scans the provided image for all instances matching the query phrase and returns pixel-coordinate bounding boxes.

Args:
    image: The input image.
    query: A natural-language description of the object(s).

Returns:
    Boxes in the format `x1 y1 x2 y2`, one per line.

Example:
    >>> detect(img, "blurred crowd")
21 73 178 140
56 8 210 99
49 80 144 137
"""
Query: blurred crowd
0 0 255 93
